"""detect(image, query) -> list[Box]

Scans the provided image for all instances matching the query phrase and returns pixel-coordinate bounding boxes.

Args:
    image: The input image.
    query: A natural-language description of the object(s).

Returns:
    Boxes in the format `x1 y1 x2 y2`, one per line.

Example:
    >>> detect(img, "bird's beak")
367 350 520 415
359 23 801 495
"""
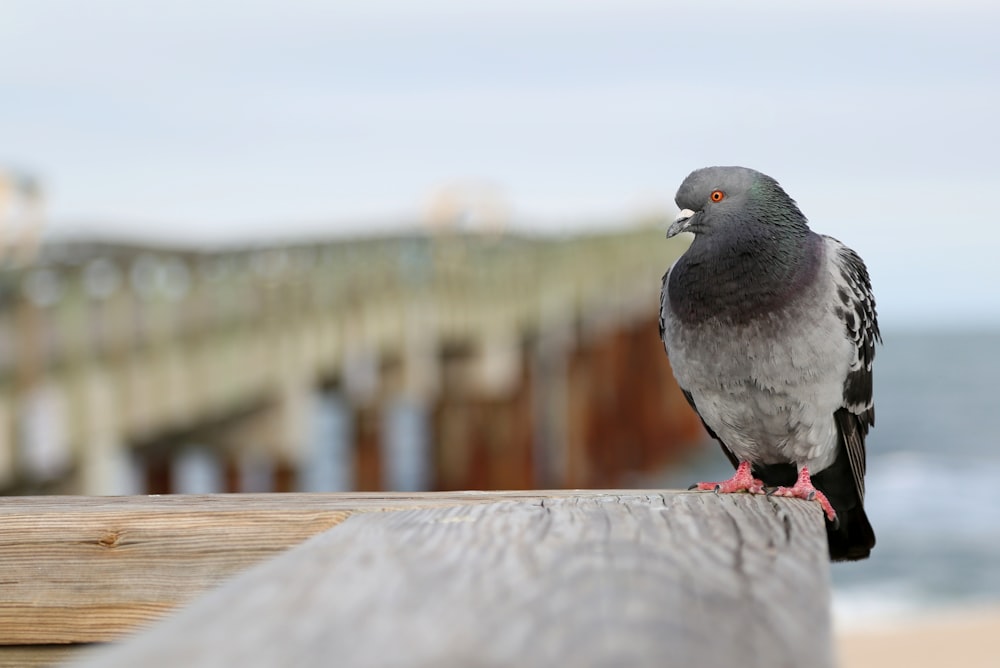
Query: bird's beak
666 209 696 238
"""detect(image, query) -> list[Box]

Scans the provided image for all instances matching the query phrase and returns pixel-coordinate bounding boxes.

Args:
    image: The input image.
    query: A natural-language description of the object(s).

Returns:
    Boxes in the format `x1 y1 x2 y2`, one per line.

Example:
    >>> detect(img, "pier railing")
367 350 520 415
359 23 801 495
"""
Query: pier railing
1 228 701 496
0 490 833 668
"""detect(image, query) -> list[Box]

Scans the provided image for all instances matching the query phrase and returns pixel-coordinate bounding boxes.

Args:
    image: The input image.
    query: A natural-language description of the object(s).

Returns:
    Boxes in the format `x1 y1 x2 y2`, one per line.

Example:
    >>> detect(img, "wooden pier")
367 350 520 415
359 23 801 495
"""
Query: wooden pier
0 491 834 667
0 227 702 496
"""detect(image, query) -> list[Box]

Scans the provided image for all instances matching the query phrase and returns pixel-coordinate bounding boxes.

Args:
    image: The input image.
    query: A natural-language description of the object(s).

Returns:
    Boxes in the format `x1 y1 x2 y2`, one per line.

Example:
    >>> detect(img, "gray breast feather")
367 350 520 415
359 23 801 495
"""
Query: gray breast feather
660 238 868 475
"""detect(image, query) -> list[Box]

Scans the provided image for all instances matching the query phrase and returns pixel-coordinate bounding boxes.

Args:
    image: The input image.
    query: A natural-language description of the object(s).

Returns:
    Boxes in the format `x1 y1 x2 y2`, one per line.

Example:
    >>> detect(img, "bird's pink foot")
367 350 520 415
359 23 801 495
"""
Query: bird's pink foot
769 466 837 522
690 460 766 495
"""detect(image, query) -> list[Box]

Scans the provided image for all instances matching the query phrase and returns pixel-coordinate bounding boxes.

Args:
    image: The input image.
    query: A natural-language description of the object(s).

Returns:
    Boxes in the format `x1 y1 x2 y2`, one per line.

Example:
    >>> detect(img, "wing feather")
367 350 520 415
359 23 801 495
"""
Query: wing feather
825 237 881 502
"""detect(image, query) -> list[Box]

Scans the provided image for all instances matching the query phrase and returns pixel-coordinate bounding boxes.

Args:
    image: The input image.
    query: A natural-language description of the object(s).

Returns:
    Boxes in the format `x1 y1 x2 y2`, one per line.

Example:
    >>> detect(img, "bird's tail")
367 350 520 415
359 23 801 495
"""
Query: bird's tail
827 504 875 562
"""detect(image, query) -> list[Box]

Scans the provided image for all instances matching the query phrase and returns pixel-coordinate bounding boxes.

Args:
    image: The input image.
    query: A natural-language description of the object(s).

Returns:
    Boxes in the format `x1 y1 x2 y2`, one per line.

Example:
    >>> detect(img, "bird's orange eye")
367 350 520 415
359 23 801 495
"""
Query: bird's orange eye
710 190 725 202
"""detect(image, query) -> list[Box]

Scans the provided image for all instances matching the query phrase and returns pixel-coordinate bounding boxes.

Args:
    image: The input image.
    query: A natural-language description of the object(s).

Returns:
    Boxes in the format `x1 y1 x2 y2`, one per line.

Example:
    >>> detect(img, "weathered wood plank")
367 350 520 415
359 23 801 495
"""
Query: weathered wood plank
68 493 834 668
0 645 86 668
0 490 644 644
0 495 343 644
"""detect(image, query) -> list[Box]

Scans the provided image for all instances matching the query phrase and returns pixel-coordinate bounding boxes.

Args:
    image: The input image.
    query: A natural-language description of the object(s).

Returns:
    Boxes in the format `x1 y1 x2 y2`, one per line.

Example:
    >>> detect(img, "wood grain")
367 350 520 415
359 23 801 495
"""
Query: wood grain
0 490 651 644
67 492 834 668
0 645 86 668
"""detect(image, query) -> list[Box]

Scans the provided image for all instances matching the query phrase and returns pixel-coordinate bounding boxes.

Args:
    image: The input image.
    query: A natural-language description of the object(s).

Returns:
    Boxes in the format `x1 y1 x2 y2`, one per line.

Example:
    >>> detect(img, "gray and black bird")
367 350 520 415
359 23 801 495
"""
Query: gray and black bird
659 166 879 561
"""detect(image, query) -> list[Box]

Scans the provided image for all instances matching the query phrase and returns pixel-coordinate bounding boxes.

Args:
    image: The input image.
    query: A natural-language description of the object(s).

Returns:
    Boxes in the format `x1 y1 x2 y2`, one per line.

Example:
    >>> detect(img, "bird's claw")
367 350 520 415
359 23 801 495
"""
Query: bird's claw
688 461 766 496
769 466 837 523
688 482 722 492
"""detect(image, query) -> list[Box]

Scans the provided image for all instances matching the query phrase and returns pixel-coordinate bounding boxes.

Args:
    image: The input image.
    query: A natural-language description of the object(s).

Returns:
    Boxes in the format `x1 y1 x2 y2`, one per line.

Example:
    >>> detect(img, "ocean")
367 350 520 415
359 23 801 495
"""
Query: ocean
831 329 1000 624
657 330 1000 624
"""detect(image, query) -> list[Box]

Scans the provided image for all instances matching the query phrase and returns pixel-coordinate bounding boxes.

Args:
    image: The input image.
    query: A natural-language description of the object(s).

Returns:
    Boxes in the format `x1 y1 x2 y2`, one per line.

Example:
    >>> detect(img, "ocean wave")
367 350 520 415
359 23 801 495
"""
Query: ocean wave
865 450 1000 536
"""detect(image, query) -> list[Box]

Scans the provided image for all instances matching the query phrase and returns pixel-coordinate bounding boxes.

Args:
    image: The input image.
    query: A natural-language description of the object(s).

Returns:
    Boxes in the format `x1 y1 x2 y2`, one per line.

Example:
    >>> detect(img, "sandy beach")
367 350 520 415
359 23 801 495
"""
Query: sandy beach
836 606 1000 668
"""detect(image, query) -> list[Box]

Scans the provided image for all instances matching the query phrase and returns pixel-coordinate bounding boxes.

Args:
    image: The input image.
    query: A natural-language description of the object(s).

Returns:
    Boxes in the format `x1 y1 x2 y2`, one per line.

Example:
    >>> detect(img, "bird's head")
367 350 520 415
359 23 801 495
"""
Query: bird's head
667 166 808 239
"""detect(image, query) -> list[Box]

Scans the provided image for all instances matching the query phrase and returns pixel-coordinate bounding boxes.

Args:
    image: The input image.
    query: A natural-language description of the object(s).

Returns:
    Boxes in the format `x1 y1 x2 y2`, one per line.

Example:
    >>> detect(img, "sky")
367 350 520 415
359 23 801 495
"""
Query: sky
1 0 999 327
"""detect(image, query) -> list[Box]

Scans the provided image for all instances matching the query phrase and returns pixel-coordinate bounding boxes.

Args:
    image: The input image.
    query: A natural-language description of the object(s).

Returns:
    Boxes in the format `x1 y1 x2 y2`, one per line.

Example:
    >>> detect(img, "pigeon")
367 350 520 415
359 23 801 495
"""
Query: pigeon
658 166 879 561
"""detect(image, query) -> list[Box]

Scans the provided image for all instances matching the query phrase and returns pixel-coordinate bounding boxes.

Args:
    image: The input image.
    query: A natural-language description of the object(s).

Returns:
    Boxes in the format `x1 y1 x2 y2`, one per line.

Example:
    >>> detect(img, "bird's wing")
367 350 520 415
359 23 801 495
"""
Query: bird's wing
825 236 881 502
681 388 740 469
660 266 740 470
658 267 671 343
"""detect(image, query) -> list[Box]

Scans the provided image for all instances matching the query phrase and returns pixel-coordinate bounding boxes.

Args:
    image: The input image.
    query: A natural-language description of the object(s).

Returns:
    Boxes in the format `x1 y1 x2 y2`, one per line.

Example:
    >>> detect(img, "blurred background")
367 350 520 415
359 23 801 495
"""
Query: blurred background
2 0 999 657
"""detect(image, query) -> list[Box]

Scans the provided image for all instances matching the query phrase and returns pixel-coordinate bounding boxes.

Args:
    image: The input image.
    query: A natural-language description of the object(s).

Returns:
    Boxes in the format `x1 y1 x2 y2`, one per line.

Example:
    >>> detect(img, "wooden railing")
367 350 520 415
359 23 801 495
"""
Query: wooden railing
0 491 833 667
